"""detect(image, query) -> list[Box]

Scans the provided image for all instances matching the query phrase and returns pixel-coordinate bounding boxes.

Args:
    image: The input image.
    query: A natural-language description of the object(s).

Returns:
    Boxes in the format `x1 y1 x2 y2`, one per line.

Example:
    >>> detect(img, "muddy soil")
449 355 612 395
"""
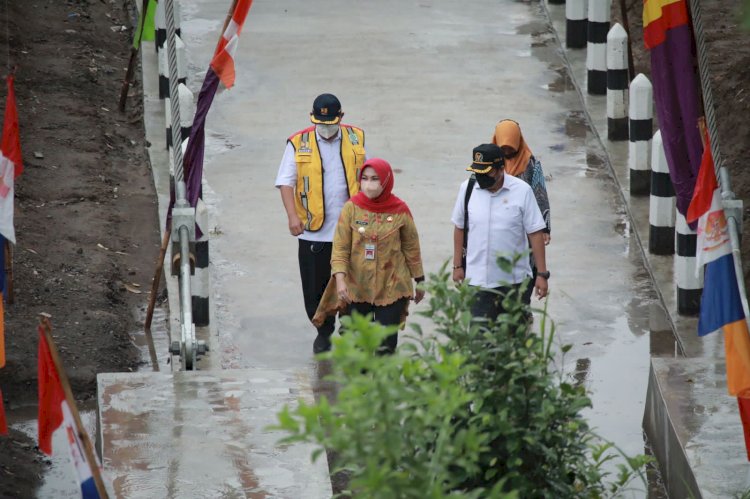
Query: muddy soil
0 0 160 496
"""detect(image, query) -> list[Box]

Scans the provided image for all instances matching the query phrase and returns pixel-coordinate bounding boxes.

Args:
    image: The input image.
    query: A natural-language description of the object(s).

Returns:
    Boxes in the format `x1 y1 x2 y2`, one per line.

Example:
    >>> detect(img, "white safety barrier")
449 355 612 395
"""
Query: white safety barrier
586 0 611 95
628 73 652 195
566 0 587 49
675 213 703 315
606 23 628 141
649 131 676 255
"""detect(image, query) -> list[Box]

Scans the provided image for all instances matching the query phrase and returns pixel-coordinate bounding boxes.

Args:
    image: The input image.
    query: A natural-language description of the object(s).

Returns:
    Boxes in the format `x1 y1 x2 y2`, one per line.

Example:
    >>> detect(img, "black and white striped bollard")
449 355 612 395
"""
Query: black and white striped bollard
586 0 611 95
566 0 587 49
166 82 194 153
675 212 703 315
192 199 210 327
649 131 675 255
155 0 181 55
159 34 187 101
628 73 652 195
606 23 628 141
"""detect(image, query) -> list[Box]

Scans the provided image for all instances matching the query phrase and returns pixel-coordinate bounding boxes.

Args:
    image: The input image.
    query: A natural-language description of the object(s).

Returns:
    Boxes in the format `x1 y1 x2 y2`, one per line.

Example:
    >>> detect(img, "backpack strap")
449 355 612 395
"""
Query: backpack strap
462 175 476 269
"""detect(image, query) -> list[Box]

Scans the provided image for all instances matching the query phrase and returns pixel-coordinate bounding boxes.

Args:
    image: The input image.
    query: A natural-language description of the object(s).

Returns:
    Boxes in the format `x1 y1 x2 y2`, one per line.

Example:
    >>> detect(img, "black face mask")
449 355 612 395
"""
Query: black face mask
475 172 497 189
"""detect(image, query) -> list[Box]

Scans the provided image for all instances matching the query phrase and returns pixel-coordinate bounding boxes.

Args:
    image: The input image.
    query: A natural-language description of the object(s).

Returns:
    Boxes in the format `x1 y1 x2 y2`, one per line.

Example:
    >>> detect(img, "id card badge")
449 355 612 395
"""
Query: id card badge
364 243 376 260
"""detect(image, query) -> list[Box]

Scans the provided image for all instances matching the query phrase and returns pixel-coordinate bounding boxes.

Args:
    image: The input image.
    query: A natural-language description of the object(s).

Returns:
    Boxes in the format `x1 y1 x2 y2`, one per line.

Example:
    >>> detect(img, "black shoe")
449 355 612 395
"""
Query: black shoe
313 333 332 354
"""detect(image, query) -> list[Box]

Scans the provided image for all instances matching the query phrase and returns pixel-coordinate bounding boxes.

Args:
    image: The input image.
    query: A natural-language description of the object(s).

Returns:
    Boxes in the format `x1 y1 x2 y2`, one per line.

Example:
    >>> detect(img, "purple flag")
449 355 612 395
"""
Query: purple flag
167 68 220 235
183 68 220 210
649 22 703 218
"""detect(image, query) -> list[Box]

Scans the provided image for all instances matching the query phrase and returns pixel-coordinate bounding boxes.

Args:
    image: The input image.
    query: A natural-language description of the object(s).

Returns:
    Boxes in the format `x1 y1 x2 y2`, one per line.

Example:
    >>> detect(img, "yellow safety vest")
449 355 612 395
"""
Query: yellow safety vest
288 125 366 232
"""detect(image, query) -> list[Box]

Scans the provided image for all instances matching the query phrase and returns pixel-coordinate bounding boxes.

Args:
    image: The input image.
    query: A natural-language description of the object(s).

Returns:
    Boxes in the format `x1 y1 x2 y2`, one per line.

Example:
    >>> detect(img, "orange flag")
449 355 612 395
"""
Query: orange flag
210 0 254 89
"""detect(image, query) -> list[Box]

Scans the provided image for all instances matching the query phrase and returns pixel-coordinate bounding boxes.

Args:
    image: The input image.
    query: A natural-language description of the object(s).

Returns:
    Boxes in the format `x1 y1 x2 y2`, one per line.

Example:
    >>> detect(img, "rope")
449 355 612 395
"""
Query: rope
164 0 184 183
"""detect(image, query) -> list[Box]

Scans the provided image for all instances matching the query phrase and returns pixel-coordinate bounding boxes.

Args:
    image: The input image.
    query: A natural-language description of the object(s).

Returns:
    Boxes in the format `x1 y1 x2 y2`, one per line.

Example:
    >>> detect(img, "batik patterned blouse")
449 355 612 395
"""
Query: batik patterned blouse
313 202 423 326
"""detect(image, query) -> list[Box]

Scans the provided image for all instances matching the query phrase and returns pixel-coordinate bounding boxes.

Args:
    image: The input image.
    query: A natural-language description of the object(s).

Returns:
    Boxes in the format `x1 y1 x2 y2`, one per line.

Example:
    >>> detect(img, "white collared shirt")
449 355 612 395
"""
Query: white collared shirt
451 172 546 287
275 128 351 242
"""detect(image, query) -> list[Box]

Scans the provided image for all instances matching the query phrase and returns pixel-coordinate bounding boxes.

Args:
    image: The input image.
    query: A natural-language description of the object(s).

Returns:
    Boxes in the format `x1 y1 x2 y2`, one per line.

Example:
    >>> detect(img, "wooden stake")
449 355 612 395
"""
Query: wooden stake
143 224 170 372
4 239 13 305
38 315 110 499
119 0 150 112
618 0 636 80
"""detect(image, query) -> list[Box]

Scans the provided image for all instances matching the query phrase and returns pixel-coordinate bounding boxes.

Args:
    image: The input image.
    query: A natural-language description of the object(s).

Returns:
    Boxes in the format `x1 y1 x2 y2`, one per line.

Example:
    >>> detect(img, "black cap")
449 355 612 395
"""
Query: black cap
467 144 504 174
310 93 342 124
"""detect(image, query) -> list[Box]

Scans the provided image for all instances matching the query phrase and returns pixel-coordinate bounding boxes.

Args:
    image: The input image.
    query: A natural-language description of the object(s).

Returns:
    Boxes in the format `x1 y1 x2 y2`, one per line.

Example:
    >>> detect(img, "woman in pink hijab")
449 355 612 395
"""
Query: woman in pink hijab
313 158 424 354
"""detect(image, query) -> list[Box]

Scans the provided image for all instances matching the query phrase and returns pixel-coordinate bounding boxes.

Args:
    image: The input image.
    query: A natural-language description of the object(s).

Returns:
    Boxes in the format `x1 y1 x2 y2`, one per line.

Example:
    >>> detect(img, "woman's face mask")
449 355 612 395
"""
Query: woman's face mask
316 124 339 140
360 167 384 199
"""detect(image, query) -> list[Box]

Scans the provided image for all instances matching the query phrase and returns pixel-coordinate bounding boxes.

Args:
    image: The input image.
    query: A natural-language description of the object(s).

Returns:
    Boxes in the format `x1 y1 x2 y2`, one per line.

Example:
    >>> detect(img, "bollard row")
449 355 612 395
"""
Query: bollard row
560 5 702 316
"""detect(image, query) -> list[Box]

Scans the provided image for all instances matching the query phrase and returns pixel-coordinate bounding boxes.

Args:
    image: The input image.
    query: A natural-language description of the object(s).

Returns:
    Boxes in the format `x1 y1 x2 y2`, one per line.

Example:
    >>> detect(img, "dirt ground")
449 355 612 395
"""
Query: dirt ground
612 0 750 283
0 0 160 496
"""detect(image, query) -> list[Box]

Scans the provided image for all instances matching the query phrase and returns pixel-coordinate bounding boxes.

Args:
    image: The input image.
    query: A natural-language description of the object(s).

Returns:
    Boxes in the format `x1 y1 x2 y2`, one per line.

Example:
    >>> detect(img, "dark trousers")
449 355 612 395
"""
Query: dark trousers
470 280 530 321
299 240 335 336
348 298 408 354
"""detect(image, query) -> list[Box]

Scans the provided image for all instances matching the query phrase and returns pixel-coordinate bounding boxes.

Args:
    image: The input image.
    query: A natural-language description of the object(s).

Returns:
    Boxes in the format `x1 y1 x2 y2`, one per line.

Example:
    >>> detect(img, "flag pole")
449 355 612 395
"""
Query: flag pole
218 0 240 47
143 222 170 372
119 0 150 112
4 239 13 304
38 314 110 499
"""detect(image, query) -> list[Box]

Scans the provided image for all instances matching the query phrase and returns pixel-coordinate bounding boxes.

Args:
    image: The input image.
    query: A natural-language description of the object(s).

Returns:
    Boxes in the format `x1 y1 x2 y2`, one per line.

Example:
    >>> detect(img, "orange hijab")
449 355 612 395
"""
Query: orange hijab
491 120 533 176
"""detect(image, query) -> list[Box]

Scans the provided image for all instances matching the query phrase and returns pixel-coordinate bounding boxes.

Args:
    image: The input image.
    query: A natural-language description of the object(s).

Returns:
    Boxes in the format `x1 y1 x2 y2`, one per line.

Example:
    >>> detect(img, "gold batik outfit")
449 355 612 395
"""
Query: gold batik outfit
313 202 424 327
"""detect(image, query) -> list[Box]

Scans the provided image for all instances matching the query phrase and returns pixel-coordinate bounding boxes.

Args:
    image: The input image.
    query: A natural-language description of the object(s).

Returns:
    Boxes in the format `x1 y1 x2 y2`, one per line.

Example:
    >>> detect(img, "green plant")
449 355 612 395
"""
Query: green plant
273 262 649 498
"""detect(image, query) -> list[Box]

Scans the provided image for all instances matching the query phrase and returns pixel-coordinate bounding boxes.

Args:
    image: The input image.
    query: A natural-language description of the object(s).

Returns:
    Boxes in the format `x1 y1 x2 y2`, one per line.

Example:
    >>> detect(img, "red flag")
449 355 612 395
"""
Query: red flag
0 387 7 435
686 132 717 224
38 325 65 455
0 74 22 244
209 0 254 89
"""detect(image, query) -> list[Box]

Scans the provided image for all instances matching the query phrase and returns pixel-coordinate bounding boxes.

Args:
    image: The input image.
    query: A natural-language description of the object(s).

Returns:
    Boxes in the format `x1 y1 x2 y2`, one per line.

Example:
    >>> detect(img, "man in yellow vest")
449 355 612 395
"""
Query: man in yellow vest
275 94 366 353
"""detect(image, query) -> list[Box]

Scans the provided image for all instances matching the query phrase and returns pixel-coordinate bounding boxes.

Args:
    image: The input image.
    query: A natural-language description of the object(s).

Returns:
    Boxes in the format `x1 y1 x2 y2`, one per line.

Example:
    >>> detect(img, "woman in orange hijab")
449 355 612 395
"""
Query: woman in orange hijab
492 120 551 304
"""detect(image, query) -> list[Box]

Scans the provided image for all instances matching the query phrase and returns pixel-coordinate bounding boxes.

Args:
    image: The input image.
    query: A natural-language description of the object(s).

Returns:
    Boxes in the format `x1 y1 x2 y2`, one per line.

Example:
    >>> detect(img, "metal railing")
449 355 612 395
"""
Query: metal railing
689 0 749 317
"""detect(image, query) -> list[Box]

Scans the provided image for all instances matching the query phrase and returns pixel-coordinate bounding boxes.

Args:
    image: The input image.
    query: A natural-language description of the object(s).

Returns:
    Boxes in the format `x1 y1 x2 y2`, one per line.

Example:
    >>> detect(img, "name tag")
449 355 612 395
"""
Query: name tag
364 243 376 260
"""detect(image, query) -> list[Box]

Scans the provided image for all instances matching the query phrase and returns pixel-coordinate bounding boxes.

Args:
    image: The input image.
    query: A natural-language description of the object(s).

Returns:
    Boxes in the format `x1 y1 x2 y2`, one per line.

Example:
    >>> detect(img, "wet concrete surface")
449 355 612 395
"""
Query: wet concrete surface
98 369 331 498
95 0 693 496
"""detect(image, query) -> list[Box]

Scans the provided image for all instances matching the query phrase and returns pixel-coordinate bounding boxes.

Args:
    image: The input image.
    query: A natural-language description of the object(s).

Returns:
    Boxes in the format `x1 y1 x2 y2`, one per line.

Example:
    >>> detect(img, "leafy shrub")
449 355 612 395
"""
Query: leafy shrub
274 264 648 498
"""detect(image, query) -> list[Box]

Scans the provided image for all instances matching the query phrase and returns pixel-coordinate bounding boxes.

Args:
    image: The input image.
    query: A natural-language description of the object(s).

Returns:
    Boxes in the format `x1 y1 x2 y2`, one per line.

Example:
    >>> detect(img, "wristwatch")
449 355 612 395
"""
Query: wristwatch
537 271 550 280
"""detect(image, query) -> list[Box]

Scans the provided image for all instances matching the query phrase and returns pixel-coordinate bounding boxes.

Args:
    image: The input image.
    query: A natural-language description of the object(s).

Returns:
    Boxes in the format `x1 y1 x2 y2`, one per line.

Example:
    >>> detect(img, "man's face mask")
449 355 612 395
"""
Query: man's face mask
475 171 498 189
316 124 339 140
